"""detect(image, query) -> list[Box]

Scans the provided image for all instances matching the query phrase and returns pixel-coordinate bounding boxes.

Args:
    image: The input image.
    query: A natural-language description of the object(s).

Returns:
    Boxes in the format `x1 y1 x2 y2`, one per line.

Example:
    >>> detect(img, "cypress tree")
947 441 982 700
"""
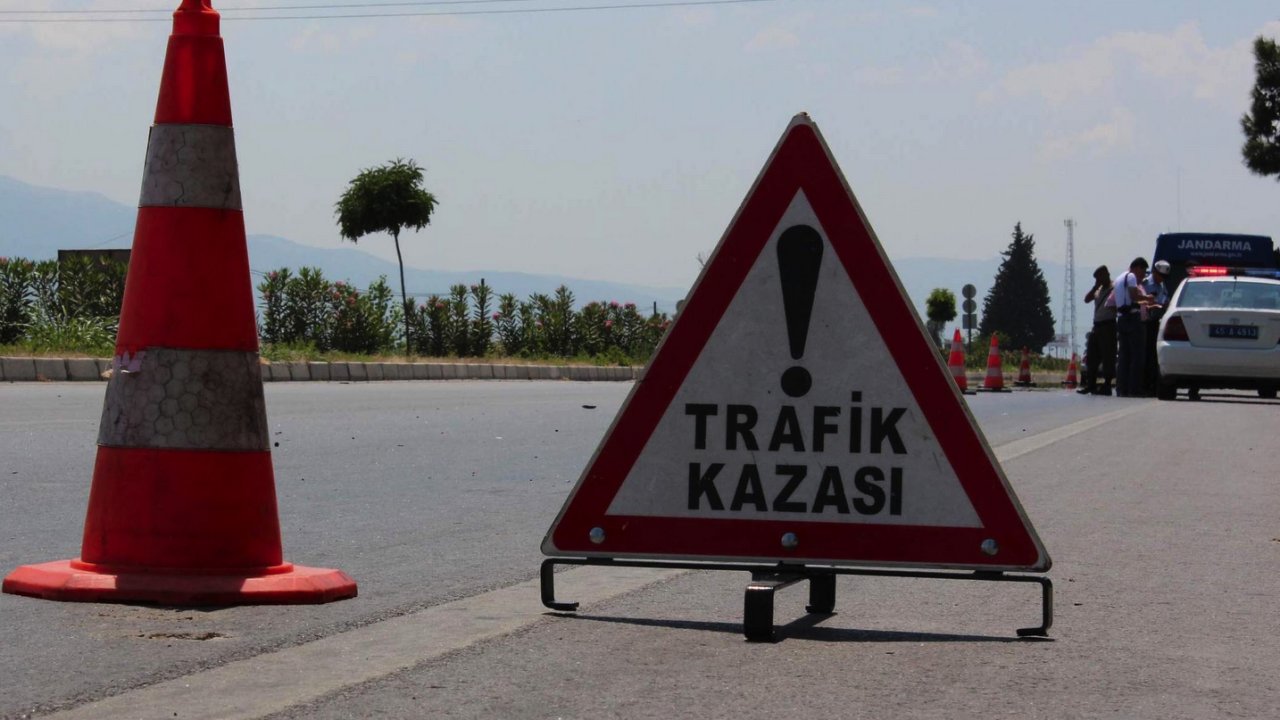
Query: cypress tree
1241 36 1280 180
979 223 1055 352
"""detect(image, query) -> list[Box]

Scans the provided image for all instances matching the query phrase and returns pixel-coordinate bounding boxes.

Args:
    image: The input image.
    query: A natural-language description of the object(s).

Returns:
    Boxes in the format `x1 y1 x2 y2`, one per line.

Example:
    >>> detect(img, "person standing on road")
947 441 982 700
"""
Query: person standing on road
1114 257 1153 397
1140 260 1170 396
1078 265 1116 395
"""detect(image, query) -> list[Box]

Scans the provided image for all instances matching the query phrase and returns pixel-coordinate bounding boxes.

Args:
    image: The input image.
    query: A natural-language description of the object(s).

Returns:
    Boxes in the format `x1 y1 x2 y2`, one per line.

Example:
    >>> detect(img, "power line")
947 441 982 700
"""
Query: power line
86 230 134 248
0 0 543 15
0 0 782 23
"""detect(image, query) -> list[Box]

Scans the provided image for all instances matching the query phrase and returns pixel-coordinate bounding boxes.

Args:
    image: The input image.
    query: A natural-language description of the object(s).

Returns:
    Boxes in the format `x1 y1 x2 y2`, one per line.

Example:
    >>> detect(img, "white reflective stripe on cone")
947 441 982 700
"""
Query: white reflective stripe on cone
98 348 269 451
138 124 242 210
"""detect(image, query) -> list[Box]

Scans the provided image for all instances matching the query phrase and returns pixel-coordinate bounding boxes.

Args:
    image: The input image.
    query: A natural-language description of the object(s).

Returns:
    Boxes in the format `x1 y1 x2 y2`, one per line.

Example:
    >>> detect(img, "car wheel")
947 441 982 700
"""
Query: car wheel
1156 380 1177 401
1259 386 1278 400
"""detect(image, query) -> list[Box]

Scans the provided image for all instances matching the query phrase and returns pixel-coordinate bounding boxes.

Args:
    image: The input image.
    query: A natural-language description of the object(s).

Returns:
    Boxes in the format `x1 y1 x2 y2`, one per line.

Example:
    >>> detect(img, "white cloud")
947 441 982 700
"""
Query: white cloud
288 13 460 55
998 20 1280 107
905 5 940 19
850 42 986 87
2 0 147 95
1104 23 1251 100
1000 41 1115 106
798 62 831 78
673 7 715 28
931 41 988 80
289 24 377 54
290 25 344 54
6 0 145 54
853 65 905 86
746 25 799 52
1039 107 1137 161
406 15 466 36
745 13 811 53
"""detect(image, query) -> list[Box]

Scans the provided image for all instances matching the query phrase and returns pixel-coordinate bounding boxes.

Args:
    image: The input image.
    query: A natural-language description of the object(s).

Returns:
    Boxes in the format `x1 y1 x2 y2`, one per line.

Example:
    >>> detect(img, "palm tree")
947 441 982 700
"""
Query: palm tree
335 158 437 352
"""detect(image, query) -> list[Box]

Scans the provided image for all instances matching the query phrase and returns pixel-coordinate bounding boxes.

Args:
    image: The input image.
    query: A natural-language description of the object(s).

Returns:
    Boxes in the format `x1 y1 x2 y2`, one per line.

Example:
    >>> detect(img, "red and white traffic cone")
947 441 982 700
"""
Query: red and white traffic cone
947 329 972 394
981 334 1008 392
2 0 356 605
1014 346 1034 387
1063 353 1079 390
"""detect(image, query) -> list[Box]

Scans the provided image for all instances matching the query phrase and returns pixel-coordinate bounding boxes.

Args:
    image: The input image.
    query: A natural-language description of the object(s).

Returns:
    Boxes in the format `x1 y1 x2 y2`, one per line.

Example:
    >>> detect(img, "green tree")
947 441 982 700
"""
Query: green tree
924 287 957 348
1241 36 1280 180
335 158 438 351
979 223 1055 352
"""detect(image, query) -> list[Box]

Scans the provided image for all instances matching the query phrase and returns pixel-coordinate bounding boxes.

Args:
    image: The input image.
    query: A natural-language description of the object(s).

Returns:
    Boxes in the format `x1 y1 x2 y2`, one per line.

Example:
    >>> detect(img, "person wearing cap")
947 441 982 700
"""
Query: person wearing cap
1141 260 1171 395
1113 257 1155 397
1078 265 1116 395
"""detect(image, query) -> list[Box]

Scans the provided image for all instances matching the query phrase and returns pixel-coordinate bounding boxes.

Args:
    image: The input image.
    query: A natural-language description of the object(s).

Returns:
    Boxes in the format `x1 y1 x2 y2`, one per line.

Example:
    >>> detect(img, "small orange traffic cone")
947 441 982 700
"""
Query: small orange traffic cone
1014 346 1034 387
947 329 973 394
981 334 1009 392
3 0 356 605
1063 353 1079 389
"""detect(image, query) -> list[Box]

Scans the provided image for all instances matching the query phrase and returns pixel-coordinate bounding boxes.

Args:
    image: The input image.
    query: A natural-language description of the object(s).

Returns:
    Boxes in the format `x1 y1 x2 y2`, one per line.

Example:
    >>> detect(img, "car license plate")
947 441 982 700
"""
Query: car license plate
1208 324 1258 339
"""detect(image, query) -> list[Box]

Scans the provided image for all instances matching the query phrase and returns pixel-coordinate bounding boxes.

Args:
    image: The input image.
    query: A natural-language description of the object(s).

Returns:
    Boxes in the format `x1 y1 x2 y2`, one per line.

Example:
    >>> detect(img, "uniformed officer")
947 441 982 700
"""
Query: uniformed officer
1141 260 1170 396
1114 257 1154 397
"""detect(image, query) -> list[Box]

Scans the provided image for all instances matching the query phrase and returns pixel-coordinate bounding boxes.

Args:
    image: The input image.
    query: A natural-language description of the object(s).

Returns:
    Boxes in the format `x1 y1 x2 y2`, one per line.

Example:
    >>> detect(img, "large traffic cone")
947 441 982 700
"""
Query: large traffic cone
1014 346 1034 387
981 334 1009 392
2 0 356 605
1063 353 1079 390
947 329 973 394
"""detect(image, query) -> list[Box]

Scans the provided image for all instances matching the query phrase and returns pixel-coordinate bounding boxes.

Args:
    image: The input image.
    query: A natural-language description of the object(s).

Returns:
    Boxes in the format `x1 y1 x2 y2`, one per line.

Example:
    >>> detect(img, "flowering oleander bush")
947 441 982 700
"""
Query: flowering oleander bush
257 267 398 354
260 267 670 363
330 277 398 355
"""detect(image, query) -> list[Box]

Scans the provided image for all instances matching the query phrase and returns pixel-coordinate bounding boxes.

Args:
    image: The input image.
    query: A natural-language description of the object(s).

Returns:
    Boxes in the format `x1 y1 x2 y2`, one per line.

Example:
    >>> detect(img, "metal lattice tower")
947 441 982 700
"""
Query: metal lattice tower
1062 219 1077 358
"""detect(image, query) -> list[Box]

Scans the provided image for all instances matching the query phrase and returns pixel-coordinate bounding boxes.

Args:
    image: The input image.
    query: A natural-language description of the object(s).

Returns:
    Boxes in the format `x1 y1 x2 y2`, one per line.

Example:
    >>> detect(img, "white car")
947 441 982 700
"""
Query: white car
1155 267 1280 400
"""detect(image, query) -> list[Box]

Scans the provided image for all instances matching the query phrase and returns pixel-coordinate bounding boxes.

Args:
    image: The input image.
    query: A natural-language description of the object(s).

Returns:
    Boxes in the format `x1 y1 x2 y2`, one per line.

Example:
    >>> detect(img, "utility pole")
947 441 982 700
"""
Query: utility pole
1062 219 1077 359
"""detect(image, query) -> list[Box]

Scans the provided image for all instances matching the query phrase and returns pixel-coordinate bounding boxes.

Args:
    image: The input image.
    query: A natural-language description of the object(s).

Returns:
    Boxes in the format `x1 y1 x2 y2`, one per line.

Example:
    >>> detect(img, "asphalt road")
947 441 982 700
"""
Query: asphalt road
2 381 1277 719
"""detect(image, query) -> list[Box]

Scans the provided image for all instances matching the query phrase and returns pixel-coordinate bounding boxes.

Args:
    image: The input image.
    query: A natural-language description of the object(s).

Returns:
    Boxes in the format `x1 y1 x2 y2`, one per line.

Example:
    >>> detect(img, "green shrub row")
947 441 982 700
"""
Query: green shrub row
258 267 400 355
2 255 1077 373
2 257 676 364
257 267 672 362
0 256 125 355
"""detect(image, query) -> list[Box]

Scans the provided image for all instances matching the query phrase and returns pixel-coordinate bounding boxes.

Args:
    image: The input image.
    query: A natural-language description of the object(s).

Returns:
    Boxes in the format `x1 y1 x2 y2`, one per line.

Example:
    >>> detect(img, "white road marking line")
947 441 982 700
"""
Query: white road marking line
992 403 1149 463
46 402 1145 719
44 566 684 720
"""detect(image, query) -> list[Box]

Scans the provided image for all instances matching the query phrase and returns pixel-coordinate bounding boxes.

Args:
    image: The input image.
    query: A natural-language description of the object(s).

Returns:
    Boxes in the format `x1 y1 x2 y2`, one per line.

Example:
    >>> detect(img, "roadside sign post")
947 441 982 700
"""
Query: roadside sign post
539 115 1051 642
961 284 977 348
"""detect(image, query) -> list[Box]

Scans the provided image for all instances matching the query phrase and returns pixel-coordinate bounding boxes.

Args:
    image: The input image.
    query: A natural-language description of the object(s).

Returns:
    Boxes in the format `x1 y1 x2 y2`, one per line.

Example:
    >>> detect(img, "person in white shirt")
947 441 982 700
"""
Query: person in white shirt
1114 257 1154 397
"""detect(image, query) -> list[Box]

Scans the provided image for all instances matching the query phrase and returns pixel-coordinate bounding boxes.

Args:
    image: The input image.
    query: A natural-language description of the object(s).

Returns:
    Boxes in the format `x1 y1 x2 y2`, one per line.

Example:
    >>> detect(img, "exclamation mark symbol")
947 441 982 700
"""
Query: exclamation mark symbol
777 224 823 398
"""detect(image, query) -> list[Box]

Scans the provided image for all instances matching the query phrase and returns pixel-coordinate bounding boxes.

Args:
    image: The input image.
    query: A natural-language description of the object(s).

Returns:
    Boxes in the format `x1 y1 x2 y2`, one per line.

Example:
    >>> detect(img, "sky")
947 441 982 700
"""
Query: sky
2 0 1279 291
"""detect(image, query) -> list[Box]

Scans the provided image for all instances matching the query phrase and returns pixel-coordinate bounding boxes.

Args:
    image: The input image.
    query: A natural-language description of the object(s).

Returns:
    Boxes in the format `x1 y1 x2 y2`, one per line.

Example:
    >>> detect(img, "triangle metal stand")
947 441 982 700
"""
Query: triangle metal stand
541 557 1052 643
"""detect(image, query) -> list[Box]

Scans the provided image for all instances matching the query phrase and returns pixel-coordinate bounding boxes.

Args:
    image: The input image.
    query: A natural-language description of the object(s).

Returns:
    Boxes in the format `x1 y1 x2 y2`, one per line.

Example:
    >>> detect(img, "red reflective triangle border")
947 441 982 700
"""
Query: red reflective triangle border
542 116 1050 572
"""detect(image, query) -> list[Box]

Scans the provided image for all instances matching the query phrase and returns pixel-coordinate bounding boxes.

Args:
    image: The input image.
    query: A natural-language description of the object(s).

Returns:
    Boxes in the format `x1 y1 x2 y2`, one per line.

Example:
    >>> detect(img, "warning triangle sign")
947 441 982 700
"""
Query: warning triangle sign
542 114 1050 572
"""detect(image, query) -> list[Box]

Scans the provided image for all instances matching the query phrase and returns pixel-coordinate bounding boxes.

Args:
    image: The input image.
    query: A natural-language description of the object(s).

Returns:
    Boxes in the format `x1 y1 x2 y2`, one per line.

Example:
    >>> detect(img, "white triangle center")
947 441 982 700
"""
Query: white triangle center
607 191 981 528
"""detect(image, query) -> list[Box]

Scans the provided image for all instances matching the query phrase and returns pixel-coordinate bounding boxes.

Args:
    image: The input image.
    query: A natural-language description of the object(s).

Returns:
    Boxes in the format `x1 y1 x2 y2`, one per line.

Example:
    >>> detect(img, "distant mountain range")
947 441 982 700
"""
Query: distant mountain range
0 175 1091 347
0 175 688 313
